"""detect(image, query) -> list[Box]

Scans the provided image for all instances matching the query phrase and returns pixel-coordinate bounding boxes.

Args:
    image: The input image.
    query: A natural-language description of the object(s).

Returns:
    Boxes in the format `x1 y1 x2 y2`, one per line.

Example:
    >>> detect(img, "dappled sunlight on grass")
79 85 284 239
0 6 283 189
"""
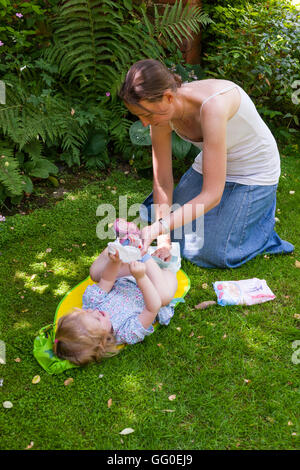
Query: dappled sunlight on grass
35 251 48 260
241 326 278 353
45 258 79 276
30 262 51 273
121 374 143 394
13 320 32 330
81 254 98 266
14 270 49 293
29 285 48 294
53 280 72 297
117 408 137 426
65 193 81 201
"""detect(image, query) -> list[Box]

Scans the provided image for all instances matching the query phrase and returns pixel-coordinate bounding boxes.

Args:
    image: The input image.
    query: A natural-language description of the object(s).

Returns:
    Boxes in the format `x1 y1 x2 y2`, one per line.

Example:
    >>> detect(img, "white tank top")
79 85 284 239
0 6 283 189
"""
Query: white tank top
170 84 280 185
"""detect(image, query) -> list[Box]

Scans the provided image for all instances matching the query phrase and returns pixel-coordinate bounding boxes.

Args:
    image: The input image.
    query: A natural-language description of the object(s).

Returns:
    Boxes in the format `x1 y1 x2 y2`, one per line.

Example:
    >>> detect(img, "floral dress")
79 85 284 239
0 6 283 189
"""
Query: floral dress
82 277 175 345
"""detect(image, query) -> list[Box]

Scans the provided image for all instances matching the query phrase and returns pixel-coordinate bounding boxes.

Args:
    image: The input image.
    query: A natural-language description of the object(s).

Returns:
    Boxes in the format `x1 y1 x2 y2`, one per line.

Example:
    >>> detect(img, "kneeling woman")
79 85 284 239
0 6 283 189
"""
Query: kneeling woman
119 59 294 268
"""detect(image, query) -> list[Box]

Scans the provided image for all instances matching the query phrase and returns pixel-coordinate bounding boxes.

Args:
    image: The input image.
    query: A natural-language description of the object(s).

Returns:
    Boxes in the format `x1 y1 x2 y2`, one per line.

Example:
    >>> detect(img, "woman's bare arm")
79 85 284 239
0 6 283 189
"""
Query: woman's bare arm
150 123 173 253
147 100 227 239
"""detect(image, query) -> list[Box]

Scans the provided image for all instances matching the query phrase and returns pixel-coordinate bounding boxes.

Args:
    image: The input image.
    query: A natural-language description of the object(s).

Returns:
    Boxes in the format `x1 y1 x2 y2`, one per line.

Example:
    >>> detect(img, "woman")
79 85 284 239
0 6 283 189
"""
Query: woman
119 59 294 268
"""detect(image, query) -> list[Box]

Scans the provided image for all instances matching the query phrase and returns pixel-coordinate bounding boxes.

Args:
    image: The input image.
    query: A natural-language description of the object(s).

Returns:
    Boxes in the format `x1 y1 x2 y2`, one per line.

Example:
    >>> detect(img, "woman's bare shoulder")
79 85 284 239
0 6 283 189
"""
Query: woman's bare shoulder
184 78 238 97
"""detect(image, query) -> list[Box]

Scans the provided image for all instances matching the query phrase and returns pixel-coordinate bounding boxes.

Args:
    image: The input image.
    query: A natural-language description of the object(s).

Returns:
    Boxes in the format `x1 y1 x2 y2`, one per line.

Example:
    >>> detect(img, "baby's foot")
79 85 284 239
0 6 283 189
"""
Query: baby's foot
113 218 141 238
107 247 121 263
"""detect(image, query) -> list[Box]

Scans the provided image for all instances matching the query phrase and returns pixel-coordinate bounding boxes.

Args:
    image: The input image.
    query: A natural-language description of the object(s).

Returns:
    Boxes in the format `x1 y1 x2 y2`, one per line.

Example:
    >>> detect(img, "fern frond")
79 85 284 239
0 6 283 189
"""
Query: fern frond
155 0 212 47
0 149 23 196
23 139 44 162
43 0 166 98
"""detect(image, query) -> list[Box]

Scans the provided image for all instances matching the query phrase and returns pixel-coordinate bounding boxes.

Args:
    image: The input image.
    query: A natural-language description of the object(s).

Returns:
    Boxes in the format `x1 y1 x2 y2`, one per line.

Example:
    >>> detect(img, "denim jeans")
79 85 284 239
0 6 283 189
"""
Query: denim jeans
139 166 294 268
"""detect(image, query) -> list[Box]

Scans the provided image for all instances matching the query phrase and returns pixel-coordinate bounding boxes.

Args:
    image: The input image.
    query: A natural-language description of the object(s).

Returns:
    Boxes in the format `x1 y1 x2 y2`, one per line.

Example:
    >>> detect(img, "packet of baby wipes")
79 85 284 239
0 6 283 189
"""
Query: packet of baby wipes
213 278 276 306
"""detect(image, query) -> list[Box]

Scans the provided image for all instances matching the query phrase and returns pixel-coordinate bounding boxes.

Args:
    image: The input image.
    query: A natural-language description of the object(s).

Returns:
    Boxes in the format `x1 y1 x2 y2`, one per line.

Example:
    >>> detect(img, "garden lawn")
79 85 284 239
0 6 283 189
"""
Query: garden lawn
0 155 299 450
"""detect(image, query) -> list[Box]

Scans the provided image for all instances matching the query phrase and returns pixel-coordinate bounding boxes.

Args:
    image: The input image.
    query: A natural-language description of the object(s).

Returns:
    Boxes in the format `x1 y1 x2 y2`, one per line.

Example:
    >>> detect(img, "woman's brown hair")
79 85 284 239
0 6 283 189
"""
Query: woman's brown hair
53 308 119 366
119 59 182 106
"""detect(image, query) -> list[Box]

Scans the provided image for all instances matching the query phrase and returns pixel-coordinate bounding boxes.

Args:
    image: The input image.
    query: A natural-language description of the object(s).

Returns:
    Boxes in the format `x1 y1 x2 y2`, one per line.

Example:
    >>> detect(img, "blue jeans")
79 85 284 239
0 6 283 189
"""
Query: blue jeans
139 167 294 268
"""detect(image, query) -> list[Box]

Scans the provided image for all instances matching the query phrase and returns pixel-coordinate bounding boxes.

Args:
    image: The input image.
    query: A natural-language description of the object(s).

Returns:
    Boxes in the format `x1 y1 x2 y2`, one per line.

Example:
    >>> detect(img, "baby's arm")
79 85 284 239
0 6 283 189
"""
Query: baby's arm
129 261 162 329
98 250 122 293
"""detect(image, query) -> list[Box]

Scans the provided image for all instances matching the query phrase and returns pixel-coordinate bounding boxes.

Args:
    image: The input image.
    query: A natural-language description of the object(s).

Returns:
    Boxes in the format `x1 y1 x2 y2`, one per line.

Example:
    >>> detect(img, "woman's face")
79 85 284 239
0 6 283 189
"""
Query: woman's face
125 92 175 127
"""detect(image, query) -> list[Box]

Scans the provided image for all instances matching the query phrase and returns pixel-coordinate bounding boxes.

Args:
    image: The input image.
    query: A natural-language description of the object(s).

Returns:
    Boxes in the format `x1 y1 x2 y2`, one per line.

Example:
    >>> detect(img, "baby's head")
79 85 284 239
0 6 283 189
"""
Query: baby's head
53 308 118 366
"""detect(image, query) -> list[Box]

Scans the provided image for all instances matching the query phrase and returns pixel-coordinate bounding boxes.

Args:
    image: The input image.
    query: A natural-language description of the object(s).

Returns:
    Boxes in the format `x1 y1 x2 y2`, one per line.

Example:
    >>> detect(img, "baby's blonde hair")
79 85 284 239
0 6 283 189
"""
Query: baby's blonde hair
53 308 119 366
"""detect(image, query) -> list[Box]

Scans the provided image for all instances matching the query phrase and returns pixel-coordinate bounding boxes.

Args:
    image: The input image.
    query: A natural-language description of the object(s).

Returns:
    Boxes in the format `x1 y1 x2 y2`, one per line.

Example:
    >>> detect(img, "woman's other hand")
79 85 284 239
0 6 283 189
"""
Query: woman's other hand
153 244 172 262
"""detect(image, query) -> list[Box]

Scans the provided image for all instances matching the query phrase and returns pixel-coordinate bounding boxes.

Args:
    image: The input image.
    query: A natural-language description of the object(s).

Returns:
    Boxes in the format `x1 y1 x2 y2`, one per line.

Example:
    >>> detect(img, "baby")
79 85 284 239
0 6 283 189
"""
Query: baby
53 220 178 366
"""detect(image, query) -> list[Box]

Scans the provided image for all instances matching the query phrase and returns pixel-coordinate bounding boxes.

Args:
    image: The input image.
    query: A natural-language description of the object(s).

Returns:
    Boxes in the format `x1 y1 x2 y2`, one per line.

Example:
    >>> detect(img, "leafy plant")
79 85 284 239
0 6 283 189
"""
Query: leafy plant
201 0 300 144
128 120 199 175
0 0 211 206
129 121 152 147
141 0 212 50
44 0 210 100
81 130 109 169
0 146 24 197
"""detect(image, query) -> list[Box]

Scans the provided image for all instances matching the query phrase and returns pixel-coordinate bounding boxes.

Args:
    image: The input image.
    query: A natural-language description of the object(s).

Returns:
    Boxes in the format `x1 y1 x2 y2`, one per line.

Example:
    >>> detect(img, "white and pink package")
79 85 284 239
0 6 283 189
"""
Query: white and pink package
213 278 276 306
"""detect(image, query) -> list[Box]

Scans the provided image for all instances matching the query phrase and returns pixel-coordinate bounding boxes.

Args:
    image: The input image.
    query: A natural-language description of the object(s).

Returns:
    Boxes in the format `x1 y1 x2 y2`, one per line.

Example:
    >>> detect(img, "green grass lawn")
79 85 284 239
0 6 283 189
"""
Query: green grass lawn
0 155 299 450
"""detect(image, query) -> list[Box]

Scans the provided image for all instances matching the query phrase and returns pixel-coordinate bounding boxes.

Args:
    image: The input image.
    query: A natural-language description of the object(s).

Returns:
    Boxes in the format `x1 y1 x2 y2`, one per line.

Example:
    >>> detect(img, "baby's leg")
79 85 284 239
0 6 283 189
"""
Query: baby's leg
89 247 131 282
143 257 178 306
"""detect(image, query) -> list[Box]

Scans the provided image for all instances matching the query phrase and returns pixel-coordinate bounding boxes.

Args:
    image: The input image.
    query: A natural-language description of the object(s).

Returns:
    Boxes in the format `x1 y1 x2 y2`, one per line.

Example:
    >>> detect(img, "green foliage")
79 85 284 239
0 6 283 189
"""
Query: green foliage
128 118 199 175
0 147 24 196
142 0 211 49
129 121 152 146
0 0 58 75
81 130 109 169
44 0 208 100
172 132 191 160
0 70 88 204
24 157 59 179
0 0 210 207
201 0 300 144
44 0 160 99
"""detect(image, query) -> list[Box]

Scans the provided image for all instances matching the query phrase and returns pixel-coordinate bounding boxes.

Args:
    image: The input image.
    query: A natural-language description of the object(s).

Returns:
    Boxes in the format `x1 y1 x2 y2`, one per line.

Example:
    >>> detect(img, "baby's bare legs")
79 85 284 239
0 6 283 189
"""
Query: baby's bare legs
143 257 178 306
90 247 131 282
90 249 178 306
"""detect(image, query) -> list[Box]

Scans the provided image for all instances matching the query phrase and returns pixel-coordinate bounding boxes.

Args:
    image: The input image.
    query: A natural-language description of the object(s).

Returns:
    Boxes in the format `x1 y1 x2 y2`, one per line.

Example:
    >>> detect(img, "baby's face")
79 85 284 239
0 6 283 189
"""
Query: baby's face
83 308 112 333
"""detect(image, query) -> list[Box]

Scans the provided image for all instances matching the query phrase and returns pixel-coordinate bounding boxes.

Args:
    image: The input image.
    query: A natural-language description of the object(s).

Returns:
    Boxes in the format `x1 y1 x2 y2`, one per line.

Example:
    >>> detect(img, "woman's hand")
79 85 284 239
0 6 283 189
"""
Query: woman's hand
129 261 146 280
140 223 159 256
141 223 172 262
152 244 172 263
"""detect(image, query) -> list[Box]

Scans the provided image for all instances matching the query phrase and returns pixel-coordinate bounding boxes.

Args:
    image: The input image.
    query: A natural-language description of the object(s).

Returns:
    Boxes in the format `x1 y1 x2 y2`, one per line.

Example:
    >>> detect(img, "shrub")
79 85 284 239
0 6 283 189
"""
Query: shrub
0 0 210 206
201 0 300 144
